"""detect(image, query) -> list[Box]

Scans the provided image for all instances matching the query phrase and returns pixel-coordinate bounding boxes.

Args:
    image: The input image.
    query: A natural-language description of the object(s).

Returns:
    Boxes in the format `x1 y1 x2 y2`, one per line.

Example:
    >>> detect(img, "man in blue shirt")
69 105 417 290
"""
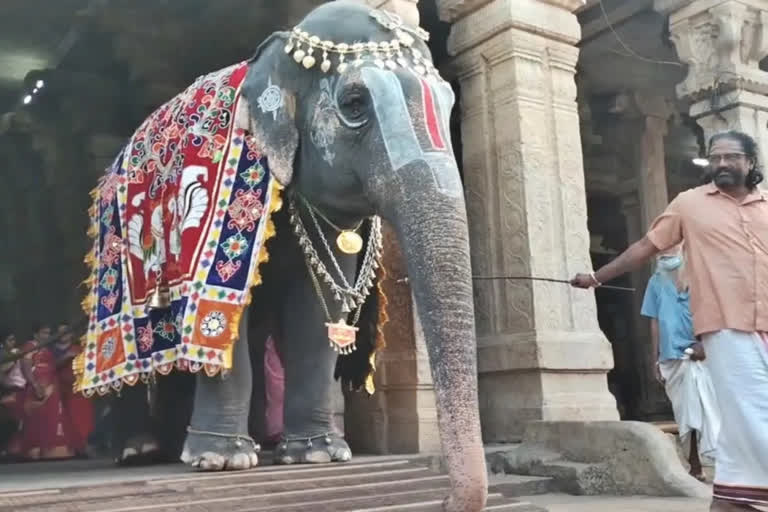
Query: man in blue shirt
641 246 720 482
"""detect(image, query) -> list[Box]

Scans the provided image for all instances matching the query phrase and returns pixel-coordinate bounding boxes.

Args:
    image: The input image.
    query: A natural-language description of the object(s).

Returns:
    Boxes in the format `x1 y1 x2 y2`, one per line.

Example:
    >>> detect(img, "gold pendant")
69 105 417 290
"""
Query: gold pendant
336 231 363 254
326 319 359 354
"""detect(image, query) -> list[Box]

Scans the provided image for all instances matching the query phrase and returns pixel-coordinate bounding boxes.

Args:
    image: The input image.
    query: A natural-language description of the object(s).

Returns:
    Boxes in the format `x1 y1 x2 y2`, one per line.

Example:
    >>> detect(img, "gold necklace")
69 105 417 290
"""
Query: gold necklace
299 196 365 255
288 198 382 354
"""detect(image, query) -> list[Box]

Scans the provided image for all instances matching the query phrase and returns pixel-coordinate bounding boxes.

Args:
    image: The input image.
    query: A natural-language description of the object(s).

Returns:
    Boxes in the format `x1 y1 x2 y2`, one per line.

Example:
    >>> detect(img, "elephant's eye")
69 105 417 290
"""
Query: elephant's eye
338 91 369 127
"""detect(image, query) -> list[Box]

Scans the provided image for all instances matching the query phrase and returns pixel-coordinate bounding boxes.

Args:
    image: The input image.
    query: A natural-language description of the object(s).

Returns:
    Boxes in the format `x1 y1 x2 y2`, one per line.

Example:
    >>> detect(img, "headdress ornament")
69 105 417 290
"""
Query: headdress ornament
282 9 439 78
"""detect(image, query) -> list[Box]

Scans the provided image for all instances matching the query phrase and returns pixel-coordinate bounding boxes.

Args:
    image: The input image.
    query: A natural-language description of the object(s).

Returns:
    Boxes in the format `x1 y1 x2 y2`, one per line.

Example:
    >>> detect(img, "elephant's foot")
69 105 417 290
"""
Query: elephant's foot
275 433 352 465
180 427 260 471
116 433 161 466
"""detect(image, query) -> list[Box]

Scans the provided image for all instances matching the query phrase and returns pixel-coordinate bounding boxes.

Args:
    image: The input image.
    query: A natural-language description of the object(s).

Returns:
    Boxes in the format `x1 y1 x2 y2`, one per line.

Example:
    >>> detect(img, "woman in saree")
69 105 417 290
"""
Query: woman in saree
12 325 75 460
0 333 25 455
52 324 93 456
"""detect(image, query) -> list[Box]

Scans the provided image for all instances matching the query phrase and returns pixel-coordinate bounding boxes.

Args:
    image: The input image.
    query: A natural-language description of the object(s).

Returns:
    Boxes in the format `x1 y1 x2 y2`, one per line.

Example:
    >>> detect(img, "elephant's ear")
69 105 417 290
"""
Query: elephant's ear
240 32 299 187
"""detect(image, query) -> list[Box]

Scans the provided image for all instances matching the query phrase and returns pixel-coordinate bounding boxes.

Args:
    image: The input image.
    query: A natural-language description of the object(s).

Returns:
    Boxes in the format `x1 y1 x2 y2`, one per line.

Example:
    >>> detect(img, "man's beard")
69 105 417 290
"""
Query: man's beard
713 167 746 187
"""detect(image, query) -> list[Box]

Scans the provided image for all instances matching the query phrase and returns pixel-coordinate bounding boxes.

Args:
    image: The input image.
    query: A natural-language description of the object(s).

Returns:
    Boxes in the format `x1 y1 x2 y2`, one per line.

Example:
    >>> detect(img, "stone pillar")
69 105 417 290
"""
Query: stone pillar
656 0 768 160
351 0 420 26
441 0 618 442
630 95 673 419
635 95 672 231
589 91 673 419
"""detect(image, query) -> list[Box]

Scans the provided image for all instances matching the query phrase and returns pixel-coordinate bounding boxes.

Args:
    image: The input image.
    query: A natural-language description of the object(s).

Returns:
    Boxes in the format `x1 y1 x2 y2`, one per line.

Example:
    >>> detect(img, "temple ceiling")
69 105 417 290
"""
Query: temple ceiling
0 0 328 115
0 0 89 111
577 0 685 97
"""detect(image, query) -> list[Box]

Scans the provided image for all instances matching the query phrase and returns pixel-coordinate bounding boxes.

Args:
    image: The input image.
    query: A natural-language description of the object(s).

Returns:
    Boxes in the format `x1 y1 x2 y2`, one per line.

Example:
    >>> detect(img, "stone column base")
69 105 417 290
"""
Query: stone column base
488 420 711 498
478 330 618 442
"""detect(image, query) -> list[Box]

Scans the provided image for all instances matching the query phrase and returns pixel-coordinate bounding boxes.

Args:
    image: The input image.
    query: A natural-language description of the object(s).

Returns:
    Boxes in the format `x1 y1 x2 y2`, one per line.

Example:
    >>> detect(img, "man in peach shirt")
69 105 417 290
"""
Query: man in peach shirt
572 130 768 512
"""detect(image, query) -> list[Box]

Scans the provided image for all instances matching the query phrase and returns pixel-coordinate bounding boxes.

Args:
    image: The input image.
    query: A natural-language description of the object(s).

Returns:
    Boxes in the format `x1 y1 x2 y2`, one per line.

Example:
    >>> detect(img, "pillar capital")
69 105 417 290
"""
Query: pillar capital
656 0 768 168
352 0 420 27
438 0 584 23
445 0 584 56
657 0 768 100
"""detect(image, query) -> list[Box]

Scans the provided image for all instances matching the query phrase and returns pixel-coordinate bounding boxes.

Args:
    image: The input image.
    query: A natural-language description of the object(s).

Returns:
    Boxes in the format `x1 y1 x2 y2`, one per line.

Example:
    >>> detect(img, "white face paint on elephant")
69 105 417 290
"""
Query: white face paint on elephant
309 78 340 165
360 66 461 198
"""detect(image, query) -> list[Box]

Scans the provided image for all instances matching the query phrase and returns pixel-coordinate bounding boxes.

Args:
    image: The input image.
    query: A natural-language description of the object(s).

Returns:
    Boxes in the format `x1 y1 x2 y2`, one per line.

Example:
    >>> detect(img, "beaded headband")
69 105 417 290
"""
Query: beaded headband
283 9 439 78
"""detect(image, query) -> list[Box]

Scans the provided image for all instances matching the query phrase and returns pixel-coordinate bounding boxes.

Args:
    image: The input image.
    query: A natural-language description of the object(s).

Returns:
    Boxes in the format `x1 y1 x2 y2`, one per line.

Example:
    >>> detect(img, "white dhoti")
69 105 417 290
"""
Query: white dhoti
703 329 768 505
659 357 720 464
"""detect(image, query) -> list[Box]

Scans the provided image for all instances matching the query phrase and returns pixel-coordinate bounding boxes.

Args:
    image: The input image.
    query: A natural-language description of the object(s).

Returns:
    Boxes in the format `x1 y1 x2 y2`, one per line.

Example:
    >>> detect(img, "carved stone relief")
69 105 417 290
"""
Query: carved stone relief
663 0 768 99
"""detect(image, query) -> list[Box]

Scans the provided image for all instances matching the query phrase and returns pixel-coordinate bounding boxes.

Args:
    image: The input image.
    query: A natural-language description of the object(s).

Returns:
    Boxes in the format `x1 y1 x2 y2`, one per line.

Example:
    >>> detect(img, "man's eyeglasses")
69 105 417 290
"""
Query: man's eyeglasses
707 152 746 165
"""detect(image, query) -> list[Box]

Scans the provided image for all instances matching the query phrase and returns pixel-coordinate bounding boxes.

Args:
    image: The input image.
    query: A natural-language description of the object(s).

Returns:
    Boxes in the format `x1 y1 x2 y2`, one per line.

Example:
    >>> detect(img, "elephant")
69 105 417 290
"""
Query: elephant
78 2 487 510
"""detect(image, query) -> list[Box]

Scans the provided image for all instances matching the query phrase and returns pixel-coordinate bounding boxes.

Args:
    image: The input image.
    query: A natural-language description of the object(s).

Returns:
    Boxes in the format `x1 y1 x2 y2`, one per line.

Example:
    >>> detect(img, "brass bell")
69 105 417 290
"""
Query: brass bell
148 285 171 309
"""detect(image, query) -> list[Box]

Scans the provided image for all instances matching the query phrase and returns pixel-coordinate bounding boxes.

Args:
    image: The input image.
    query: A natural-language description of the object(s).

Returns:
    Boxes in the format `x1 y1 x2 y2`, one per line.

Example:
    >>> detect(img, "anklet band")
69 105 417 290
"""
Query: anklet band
187 426 260 451
278 432 337 452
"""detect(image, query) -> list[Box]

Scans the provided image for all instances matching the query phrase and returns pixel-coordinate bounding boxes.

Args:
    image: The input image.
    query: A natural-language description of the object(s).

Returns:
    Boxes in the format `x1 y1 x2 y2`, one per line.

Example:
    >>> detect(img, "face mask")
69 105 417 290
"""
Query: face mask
658 255 682 271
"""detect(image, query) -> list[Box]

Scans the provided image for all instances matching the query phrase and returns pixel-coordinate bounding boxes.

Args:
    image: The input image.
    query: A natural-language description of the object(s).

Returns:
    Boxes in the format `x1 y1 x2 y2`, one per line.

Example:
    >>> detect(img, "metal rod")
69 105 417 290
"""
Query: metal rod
472 275 636 292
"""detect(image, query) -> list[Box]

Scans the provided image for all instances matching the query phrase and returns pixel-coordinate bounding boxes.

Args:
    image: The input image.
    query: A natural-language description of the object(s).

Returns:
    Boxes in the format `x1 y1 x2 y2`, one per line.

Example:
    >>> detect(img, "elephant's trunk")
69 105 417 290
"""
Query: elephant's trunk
376 159 488 512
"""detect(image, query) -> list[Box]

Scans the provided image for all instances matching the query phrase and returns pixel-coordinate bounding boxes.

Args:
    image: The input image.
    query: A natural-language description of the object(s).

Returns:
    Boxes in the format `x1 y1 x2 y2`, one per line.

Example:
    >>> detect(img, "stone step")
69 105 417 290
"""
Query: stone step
489 474 555 497
0 457 547 512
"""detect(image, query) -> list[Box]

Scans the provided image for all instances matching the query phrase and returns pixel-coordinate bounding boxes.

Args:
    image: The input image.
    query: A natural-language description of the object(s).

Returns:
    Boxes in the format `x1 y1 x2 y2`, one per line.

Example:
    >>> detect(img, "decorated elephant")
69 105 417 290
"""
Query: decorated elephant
77 2 487 509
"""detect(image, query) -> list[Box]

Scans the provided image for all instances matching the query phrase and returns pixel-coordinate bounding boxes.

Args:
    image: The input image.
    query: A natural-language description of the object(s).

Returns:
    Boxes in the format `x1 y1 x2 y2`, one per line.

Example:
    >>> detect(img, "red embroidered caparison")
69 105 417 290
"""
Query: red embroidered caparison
75 62 282 395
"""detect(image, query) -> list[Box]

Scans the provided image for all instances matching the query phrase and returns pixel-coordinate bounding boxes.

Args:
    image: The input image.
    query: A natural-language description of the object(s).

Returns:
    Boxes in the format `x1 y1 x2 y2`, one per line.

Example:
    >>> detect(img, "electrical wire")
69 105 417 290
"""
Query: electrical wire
598 0 683 67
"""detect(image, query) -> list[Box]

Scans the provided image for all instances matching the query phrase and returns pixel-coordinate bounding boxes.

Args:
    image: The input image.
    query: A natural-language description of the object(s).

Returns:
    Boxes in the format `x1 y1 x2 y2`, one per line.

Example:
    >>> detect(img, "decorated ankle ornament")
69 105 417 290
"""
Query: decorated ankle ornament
186 426 261 452
283 9 439 79
277 432 336 453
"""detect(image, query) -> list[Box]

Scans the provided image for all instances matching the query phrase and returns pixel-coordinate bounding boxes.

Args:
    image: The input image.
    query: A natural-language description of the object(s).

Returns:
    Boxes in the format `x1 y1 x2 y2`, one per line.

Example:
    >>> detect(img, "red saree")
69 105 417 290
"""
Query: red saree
54 344 93 454
10 342 74 460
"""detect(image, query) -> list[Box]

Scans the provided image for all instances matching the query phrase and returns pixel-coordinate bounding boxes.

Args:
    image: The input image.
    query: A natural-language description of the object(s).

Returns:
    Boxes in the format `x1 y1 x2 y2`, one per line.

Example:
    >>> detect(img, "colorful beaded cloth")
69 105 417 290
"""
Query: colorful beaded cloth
75 61 283 395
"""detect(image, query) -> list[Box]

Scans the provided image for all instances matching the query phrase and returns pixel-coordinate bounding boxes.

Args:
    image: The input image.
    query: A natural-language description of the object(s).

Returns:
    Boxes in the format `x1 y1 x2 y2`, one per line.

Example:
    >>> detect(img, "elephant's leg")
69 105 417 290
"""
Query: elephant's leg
276 266 354 465
181 312 259 471
111 383 160 464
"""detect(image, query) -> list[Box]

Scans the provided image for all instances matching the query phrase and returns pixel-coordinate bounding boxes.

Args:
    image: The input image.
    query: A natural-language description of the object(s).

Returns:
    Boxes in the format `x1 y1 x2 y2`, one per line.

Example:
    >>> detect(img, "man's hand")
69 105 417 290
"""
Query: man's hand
689 342 706 361
654 363 665 385
570 273 598 289
571 237 660 290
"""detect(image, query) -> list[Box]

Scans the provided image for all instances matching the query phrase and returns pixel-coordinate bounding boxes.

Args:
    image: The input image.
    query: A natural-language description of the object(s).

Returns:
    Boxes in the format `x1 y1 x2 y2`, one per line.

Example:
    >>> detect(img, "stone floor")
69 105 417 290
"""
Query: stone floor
523 494 768 512
3 457 766 512
523 494 710 511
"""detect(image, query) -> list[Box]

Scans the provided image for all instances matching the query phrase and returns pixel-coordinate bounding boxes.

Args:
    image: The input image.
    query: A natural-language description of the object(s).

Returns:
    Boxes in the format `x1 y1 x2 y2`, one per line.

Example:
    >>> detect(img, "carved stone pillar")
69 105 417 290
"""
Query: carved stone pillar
442 0 618 441
656 0 768 161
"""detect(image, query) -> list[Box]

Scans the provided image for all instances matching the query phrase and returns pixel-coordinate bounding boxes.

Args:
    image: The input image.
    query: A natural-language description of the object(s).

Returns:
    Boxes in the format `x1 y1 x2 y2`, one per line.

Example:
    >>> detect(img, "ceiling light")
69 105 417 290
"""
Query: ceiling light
692 158 709 167
35 80 44 88
22 95 32 105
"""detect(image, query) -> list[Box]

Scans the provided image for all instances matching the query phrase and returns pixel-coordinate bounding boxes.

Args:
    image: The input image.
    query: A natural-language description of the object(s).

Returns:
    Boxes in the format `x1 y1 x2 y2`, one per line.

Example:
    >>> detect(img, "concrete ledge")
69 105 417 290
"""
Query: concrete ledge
487 421 710 498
